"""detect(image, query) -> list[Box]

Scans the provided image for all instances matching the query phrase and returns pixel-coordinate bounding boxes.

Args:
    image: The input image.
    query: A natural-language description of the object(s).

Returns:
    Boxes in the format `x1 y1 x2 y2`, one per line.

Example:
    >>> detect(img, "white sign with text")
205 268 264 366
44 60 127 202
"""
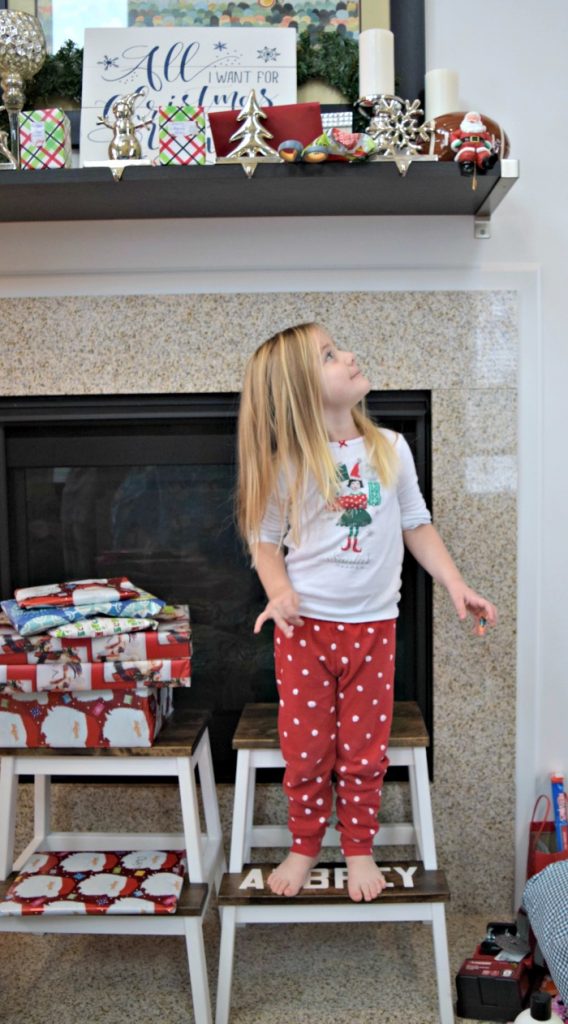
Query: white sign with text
80 26 297 164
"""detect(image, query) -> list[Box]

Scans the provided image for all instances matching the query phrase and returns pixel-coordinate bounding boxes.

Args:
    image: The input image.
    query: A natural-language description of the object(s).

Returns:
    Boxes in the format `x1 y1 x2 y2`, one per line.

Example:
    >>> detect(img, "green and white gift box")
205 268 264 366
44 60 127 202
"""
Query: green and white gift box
18 108 72 170
158 104 206 166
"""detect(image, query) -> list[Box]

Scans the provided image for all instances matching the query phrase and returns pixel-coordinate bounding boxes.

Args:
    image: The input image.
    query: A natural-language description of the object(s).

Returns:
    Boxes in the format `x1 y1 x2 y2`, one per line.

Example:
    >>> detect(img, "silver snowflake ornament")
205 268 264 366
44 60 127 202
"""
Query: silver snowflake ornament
371 97 432 157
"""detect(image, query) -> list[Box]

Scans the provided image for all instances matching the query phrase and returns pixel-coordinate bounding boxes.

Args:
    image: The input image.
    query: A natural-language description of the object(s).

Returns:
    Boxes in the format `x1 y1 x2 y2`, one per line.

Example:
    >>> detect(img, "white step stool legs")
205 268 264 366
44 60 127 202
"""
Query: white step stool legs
0 722 223 1024
222 706 452 1024
229 743 438 871
215 887 454 1024
0 727 225 889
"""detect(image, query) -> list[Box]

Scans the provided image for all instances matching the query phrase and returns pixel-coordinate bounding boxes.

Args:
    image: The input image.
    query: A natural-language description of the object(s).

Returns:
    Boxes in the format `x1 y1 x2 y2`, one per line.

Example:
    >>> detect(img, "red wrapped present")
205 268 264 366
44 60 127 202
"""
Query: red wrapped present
0 657 190 694
15 577 143 609
0 604 192 672
0 687 172 748
0 849 187 915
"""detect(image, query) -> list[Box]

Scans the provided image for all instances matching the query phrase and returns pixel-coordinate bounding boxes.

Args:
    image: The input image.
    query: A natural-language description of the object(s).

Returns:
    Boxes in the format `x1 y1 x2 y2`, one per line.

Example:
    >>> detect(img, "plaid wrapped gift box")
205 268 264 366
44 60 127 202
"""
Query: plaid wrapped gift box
18 108 72 170
159 104 206 165
0 686 173 748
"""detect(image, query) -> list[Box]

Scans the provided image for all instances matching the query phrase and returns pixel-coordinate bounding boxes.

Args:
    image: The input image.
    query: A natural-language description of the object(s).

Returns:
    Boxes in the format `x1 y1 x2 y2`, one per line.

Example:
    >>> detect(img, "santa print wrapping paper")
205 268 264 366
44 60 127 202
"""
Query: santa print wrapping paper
159 104 206 165
0 850 187 915
0 606 192 684
0 658 190 694
0 686 172 748
15 577 143 609
1 594 165 636
18 108 72 170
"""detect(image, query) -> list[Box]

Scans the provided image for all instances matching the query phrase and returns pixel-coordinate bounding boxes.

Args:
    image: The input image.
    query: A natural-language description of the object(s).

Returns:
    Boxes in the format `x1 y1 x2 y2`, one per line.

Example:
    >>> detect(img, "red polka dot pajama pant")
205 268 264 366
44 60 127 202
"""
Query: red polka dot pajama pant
274 616 396 858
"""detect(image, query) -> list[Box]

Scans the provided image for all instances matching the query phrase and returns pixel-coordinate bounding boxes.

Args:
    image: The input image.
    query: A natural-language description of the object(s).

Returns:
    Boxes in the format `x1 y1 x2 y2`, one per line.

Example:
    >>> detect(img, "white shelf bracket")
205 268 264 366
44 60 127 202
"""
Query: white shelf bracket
474 214 491 239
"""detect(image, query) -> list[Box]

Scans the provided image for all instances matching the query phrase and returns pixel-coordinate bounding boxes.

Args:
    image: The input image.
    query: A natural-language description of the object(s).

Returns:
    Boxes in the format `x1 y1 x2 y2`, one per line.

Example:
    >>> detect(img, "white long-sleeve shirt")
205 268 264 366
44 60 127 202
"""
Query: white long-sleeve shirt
259 430 431 622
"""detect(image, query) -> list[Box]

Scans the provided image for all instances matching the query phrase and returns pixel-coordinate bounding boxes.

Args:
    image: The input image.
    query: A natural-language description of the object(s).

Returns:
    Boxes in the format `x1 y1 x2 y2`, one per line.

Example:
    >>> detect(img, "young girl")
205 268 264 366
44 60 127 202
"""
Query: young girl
236 322 497 903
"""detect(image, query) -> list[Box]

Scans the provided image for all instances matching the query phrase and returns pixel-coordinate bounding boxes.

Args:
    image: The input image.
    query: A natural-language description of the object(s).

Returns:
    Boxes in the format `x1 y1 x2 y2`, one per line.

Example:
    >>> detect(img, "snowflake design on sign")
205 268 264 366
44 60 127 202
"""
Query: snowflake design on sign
98 55 119 71
257 46 280 63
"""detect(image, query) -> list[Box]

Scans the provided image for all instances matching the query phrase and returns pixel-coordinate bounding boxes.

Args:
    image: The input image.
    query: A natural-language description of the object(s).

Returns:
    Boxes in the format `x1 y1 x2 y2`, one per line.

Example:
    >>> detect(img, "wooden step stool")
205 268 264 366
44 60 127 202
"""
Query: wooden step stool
0 873 212 1024
0 708 226 1024
229 701 437 871
216 861 454 1024
0 708 226 890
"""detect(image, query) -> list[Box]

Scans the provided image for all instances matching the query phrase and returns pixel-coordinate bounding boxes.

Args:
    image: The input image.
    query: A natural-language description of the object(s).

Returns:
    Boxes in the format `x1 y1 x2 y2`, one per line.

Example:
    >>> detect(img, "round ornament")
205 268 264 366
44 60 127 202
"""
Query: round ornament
278 139 303 163
428 111 510 161
302 145 328 163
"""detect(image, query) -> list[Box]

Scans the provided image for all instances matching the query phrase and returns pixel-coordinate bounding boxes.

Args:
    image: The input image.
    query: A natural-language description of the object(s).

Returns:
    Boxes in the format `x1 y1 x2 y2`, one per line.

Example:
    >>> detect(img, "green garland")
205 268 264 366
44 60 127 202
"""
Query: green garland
1 32 360 137
27 39 84 107
297 31 360 106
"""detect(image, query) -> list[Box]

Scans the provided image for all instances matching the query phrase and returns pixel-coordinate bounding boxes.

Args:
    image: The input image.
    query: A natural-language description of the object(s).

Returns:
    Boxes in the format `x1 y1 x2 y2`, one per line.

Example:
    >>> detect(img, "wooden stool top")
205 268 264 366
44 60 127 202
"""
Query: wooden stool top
232 701 429 750
0 708 210 759
218 861 449 905
0 874 209 916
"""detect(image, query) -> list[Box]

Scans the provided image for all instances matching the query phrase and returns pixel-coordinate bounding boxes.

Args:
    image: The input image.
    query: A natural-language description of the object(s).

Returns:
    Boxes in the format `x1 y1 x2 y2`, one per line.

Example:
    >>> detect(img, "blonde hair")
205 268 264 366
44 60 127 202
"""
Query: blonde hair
236 322 399 554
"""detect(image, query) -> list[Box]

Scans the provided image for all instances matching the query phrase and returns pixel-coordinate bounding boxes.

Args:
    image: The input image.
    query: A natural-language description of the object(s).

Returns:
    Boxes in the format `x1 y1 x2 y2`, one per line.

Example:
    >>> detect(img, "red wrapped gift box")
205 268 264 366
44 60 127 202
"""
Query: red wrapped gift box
0 849 187 915
0 657 190 694
0 605 192 691
209 101 323 158
0 687 172 748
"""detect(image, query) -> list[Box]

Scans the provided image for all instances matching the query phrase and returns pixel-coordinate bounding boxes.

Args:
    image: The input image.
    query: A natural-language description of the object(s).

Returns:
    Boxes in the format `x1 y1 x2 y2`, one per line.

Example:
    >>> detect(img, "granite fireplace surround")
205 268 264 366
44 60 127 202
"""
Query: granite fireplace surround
1 288 517 915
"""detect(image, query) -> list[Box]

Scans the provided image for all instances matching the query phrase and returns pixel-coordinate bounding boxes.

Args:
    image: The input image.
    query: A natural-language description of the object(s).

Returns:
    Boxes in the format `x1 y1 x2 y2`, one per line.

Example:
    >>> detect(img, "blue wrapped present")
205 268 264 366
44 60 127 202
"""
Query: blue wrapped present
1 594 165 637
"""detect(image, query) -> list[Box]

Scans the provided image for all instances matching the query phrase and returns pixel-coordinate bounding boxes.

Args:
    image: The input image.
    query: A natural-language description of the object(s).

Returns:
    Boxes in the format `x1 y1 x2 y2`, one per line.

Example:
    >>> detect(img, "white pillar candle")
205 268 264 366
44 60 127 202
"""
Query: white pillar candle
425 68 459 121
358 28 395 97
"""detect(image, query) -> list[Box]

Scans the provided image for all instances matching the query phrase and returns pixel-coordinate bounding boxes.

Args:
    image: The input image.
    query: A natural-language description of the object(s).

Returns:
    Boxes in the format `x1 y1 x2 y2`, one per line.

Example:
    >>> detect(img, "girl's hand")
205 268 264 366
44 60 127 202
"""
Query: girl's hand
446 579 498 629
254 588 304 638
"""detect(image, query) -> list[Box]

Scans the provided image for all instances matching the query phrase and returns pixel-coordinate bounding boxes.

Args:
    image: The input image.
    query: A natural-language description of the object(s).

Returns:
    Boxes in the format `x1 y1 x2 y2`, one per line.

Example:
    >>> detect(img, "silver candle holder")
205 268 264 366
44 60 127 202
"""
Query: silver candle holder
0 10 47 169
356 94 437 176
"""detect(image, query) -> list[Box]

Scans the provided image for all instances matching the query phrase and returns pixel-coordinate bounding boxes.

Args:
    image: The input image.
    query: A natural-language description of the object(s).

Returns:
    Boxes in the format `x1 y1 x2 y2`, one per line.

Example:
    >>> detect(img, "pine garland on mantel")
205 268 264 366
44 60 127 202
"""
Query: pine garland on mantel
297 31 359 105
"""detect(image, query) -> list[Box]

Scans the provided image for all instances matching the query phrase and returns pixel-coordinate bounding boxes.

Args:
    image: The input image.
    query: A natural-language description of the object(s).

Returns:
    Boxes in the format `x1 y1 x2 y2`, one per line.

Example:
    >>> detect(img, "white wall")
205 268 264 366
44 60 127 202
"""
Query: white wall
0 0 565 904
426 0 568 901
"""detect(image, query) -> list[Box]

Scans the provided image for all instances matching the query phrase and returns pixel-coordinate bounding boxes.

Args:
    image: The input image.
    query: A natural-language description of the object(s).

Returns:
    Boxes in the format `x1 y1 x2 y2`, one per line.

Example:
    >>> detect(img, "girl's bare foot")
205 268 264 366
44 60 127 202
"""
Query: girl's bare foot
345 855 387 902
267 852 319 896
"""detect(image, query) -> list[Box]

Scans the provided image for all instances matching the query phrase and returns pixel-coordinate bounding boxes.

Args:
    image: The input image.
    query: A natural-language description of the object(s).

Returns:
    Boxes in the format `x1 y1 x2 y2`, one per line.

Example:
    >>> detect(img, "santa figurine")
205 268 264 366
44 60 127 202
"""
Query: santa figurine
450 111 499 175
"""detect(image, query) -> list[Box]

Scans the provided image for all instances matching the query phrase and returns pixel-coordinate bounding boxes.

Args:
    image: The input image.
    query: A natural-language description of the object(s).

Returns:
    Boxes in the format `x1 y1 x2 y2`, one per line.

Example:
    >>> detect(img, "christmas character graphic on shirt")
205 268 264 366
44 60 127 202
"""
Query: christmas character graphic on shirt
334 459 381 553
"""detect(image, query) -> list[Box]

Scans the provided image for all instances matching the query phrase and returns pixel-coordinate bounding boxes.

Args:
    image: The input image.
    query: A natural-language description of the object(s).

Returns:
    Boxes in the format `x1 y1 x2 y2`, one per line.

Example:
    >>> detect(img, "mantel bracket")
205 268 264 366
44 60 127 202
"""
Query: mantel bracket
474 214 491 240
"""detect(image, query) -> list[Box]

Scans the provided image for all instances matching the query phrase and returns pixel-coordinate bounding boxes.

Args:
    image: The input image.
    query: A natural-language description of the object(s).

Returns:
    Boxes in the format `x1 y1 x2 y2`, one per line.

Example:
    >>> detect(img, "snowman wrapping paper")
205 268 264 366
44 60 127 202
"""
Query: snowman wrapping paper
0 850 187 915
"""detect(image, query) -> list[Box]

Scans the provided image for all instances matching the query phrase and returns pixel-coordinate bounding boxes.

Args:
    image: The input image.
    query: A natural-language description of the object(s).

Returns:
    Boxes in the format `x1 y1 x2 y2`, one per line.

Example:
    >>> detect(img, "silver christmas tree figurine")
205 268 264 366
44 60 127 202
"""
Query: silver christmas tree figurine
217 89 280 178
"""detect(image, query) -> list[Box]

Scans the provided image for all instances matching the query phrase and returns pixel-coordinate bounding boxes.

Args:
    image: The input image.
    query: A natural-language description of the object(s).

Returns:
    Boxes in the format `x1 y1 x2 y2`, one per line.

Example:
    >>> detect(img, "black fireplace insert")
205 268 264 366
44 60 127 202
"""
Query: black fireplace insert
0 392 432 780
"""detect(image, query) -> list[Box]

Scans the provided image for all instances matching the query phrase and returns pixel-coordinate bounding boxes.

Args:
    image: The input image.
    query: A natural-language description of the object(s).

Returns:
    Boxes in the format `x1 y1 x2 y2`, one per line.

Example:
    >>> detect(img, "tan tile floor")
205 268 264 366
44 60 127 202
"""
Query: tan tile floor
0 903 494 1024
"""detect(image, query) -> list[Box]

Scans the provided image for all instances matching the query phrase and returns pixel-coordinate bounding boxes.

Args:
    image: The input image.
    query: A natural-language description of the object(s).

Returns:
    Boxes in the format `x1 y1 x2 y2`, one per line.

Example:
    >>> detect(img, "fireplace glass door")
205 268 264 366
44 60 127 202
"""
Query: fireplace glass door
0 393 431 780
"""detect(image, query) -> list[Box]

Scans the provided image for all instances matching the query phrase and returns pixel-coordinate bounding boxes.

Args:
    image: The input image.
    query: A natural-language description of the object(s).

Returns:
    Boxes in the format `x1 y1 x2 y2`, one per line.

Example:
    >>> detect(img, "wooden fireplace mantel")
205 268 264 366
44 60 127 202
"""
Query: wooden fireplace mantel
0 158 518 234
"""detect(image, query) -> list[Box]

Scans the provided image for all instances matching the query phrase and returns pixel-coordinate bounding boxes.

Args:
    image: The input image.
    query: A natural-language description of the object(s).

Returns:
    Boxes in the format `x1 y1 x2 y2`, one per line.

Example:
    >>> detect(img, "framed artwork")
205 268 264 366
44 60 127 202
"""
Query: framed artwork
4 0 424 107
126 2 361 37
8 1 366 52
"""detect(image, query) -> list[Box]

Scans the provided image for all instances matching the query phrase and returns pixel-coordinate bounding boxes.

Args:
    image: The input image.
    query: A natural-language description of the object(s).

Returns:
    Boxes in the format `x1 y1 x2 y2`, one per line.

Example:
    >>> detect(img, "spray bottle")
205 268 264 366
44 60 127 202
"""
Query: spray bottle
514 991 563 1022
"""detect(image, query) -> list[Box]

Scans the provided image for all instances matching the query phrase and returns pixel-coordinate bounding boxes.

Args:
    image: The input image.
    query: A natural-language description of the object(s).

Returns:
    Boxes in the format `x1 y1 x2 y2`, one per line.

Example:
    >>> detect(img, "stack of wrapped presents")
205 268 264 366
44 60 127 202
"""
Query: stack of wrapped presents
0 577 191 748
